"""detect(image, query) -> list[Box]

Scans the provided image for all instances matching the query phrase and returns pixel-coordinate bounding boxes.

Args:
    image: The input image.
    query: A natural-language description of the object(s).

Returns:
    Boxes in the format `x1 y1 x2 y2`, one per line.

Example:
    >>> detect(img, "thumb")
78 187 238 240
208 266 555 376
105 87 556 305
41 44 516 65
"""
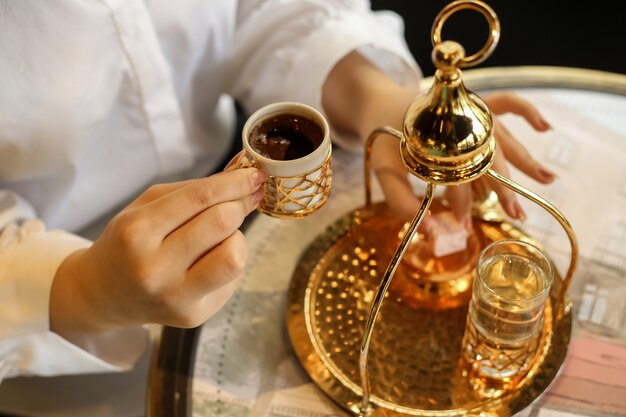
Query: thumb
444 184 473 231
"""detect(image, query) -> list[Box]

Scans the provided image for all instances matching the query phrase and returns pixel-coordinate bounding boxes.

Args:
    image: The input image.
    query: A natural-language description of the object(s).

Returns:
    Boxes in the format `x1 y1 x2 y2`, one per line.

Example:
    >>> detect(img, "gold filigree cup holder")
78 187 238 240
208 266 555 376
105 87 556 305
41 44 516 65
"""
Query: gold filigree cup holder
286 1 578 416
259 151 332 219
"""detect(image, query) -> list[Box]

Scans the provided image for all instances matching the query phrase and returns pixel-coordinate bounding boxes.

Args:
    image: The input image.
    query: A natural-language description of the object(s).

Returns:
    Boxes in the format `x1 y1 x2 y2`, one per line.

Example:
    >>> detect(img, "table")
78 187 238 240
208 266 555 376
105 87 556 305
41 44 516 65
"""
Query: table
147 67 626 417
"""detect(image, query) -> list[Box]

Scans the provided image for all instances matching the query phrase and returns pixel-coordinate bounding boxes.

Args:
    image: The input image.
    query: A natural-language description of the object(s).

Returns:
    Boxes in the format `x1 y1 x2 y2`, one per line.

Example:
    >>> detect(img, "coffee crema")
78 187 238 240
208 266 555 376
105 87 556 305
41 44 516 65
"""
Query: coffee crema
249 113 323 161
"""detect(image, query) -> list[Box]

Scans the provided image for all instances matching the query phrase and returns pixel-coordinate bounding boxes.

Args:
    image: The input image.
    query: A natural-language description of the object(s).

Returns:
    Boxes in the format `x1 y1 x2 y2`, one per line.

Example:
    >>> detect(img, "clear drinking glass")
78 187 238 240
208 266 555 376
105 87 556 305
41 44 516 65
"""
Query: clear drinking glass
460 239 554 395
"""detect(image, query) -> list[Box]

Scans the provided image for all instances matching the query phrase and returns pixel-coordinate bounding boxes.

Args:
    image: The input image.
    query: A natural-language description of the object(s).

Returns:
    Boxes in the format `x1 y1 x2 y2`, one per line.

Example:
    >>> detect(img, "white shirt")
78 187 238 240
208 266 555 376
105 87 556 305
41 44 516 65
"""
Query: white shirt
0 0 419 414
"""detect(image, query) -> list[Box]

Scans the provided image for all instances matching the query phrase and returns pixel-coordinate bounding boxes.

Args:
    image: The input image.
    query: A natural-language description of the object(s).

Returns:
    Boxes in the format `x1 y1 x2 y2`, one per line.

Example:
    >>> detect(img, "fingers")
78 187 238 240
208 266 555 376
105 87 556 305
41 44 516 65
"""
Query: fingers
495 119 556 184
162 188 263 265
487 149 526 221
185 230 247 296
224 150 246 171
127 180 190 209
444 184 473 230
223 150 256 172
485 92 551 131
140 168 267 237
372 135 426 222
483 91 556 220
127 151 256 210
156 230 248 328
376 167 425 222
159 230 246 328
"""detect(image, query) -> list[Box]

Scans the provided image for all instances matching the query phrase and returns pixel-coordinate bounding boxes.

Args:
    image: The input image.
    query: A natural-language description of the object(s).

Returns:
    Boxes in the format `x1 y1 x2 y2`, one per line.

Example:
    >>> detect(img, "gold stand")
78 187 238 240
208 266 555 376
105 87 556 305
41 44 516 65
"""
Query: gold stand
287 1 578 416
286 203 571 416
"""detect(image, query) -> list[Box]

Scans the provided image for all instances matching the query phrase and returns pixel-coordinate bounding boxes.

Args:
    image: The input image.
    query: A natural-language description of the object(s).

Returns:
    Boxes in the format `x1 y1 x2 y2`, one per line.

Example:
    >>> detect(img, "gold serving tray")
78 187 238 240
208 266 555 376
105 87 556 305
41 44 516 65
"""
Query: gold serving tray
286 201 571 417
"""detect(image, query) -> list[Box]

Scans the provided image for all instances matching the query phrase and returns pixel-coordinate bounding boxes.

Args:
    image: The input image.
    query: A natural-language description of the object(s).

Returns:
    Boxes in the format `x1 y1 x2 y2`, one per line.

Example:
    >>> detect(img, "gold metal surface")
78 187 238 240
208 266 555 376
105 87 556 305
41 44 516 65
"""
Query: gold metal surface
364 127 482 310
258 152 332 219
364 127 403 207
286 202 571 417
391 200 482 310
353 2 579 412
358 184 436 415
431 0 500 68
400 0 499 185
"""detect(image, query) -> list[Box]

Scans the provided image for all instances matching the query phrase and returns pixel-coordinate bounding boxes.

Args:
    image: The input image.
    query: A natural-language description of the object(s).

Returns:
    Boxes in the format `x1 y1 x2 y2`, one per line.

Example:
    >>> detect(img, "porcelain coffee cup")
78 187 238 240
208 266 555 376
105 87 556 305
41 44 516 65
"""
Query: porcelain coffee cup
230 102 332 218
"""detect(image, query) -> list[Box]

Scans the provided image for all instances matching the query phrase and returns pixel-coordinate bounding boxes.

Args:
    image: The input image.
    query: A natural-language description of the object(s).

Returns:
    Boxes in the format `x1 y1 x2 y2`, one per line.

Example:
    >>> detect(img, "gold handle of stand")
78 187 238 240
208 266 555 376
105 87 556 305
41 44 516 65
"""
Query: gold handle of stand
486 169 579 316
364 126 403 207
431 0 500 68
358 183 436 416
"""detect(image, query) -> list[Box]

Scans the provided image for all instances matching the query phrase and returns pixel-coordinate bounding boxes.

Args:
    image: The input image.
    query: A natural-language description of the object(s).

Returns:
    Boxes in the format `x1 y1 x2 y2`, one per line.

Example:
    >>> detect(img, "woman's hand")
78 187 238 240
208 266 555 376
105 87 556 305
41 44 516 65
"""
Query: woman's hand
371 92 556 227
50 167 267 336
442 92 556 226
322 51 555 229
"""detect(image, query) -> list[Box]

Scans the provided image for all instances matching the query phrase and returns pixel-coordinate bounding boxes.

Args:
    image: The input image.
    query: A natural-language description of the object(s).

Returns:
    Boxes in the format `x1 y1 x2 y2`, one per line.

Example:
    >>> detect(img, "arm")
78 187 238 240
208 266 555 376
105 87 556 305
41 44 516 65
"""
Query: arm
0 190 120 380
1 168 265 381
322 51 425 221
227 0 420 151
50 168 266 336
226 0 426 218
227 0 553 225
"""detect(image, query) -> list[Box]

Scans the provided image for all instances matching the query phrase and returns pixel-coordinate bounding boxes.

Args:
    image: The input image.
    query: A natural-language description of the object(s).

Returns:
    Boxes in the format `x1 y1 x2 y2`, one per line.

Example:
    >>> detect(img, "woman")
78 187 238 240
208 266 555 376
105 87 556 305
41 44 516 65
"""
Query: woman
0 1 553 415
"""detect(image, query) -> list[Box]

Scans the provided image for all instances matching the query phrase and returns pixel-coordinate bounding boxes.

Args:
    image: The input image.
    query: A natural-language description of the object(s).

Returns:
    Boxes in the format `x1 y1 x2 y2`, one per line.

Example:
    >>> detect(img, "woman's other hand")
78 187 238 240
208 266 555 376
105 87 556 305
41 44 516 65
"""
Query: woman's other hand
50 168 267 336
323 52 555 227
443 92 556 227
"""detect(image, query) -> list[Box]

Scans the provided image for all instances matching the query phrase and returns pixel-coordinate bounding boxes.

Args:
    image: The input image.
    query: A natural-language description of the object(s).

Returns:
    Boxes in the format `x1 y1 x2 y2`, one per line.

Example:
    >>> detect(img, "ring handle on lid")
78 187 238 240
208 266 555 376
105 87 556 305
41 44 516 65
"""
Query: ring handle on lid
431 0 501 68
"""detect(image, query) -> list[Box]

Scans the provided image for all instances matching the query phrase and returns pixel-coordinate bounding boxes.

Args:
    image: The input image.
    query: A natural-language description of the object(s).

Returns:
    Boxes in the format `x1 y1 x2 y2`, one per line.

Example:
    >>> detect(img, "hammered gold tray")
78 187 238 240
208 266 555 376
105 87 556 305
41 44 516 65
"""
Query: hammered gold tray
286 202 571 417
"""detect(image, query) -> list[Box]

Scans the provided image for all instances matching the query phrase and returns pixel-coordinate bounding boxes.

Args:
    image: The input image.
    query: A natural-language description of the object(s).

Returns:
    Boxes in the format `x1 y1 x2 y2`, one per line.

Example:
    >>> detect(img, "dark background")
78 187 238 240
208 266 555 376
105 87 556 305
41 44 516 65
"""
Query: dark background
370 1 625 76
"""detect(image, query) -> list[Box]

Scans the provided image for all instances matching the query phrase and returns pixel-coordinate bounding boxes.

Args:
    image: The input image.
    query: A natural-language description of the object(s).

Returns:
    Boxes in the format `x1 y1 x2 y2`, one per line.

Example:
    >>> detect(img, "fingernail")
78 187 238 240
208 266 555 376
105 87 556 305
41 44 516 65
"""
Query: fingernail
251 187 265 205
537 117 551 130
536 166 556 182
512 200 526 222
224 150 245 171
251 170 268 187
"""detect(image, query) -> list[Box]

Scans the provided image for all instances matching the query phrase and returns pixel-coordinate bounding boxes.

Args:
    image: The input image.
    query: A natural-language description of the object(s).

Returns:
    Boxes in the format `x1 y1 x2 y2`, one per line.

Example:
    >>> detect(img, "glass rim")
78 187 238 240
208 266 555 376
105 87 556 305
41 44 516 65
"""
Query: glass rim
476 239 554 302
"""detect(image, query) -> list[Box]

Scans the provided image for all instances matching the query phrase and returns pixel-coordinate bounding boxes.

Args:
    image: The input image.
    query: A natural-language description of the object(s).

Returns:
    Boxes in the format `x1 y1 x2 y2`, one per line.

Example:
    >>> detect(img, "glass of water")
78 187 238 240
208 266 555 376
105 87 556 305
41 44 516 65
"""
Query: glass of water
460 239 554 395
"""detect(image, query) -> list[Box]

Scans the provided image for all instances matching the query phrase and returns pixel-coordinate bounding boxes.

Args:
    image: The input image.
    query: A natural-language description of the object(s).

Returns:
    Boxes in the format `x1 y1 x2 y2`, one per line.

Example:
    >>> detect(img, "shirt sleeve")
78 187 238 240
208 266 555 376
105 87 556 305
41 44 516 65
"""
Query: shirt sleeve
226 0 422 152
0 192 148 382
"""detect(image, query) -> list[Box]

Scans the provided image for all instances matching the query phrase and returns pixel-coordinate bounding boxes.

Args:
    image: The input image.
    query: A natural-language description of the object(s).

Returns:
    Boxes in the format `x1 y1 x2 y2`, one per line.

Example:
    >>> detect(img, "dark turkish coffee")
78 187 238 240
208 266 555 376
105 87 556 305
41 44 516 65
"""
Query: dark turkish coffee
249 113 324 161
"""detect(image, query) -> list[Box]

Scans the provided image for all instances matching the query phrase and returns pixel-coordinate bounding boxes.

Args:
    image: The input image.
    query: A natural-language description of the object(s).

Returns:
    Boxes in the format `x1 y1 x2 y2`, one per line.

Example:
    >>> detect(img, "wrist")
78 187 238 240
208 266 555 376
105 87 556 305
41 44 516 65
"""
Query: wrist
323 51 419 139
357 86 418 139
50 248 125 336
